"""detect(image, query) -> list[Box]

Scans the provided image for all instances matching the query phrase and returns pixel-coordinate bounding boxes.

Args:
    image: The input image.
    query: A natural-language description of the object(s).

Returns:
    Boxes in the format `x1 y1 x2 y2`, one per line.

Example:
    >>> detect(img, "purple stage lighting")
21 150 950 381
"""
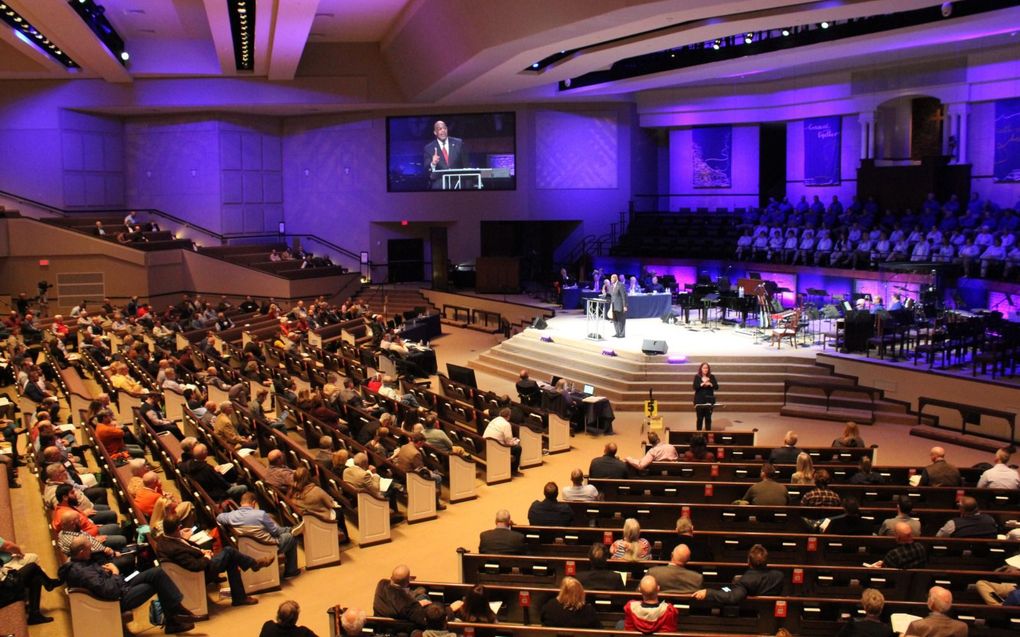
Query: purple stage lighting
601 349 617 356
540 336 554 343
667 355 688 364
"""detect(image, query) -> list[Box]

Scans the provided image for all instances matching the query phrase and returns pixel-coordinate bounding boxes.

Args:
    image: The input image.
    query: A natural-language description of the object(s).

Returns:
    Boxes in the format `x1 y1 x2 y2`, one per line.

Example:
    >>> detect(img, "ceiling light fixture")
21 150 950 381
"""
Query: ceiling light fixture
227 0 255 70
821 21 830 28
712 39 721 50
0 3 78 67
68 1 129 67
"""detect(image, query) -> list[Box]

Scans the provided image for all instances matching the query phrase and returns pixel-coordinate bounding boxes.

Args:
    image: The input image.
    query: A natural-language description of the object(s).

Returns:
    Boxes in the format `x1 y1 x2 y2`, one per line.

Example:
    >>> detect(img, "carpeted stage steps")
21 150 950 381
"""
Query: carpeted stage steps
470 330 919 424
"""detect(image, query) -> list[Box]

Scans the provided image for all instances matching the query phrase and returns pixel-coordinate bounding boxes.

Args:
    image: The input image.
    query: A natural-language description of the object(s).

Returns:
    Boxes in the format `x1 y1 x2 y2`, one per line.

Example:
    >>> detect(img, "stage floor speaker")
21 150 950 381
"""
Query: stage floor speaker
641 339 668 355
532 316 548 330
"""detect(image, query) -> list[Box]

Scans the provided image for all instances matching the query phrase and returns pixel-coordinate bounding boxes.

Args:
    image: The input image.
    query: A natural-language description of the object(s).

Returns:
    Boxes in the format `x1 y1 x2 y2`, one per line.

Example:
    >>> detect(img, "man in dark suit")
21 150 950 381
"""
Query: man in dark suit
693 544 784 603
515 370 541 407
478 509 525 554
905 586 969 637
588 443 629 479
605 273 628 338
575 543 625 591
919 446 962 487
527 482 574 526
180 443 247 503
154 517 270 607
768 430 802 465
424 120 466 190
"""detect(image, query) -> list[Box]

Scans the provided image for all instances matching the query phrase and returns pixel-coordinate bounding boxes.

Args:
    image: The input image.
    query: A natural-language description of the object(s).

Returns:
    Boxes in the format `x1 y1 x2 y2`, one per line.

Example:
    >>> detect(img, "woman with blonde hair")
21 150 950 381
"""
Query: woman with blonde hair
833 421 866 448
609 518 651 560
540 576 600 628
791 452 815 484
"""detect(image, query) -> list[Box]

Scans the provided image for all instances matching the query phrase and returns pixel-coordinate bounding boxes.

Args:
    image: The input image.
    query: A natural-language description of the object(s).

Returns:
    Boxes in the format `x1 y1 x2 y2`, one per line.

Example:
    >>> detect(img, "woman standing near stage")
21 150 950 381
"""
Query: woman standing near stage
693 362 719 431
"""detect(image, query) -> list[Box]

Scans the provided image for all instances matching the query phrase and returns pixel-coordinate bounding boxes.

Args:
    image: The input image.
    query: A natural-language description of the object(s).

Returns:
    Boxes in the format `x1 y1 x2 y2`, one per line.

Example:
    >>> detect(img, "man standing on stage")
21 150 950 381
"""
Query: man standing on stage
424 120 466 190
606 273 628 338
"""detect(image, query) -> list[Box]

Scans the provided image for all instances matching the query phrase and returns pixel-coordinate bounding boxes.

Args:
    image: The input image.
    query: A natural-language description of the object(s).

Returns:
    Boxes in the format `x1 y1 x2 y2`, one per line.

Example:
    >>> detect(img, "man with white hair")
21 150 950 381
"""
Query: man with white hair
340 607 368 636
905 586 968 637
977 448 1020 489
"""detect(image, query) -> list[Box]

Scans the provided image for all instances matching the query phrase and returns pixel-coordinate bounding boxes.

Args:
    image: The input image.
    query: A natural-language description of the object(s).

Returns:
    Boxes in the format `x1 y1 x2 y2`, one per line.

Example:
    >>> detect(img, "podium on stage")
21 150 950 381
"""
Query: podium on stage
586 297 608 341
433 167 508 190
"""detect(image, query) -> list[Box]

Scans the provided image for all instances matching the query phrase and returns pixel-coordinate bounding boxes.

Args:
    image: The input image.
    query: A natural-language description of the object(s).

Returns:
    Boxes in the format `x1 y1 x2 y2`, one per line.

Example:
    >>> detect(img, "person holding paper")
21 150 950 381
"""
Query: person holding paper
0 537 60 625
424 120 467 190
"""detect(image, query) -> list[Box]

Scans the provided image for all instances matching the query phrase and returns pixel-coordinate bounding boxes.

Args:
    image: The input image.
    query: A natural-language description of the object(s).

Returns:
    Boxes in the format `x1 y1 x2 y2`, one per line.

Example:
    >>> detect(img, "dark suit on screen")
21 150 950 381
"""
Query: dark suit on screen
425 137 466 189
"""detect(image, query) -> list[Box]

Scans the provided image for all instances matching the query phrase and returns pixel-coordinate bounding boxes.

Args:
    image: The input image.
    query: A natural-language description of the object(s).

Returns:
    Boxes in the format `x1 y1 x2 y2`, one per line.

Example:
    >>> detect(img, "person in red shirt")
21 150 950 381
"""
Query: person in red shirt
93 410 144 458
623 575 678 634
51 484 128 549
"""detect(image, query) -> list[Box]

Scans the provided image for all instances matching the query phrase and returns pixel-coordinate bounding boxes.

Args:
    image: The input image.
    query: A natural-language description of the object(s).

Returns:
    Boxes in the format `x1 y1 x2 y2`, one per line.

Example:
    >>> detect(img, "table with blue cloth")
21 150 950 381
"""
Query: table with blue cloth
561 289 672 319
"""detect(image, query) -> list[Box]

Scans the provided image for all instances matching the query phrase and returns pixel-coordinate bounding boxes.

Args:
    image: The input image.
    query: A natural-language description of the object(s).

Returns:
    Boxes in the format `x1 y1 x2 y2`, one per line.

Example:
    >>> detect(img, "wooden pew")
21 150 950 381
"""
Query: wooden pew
668 429 759 446
510 525 1017 569
587 478 1020 509
634 461 986 485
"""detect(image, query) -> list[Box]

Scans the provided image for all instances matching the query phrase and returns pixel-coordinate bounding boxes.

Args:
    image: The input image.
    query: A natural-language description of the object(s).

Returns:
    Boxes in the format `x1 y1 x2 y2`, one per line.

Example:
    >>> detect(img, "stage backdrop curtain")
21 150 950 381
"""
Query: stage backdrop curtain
803 116 842 186
994 97 1020 182
692 126 732 188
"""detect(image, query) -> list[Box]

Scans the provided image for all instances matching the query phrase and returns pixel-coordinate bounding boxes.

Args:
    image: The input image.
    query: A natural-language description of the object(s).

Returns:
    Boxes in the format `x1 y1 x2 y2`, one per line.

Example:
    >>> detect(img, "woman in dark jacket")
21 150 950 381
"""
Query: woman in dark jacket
692 362 719 431
540 577 600 629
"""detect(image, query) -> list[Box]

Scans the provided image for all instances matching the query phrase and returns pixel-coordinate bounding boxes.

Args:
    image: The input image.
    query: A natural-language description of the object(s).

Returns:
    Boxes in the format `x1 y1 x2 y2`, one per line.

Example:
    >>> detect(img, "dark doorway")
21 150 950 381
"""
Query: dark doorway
480 220 580 283
387 238 425 283
429 227 449 290
759 123 787 208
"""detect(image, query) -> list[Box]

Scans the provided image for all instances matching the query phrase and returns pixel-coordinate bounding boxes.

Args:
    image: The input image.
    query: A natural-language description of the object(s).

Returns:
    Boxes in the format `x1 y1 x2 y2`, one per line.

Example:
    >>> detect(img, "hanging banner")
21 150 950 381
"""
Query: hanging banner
994 97 1020 182
692 126 732 188
804 116 842 186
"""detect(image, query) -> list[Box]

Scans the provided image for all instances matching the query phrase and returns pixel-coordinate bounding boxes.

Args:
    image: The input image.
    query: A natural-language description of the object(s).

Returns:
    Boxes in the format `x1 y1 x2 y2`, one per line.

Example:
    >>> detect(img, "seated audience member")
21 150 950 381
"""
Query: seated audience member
904 587 969 637
682 434 715 461
94 409 145 458
133 471 188 519
180 443 247 502
936 496 999 538
527 482 574 526
515 369 542 406
478 509 524 554
980 237 1007 277
0 536 60 625
868 522 927 569
977 448 1020 489
837 588 894 637
588 442 629 478
259 600 319 637
790 452 815 485
919 446 961 486
140 392 186 441
290 467 340 522
849 456 885 485
59 535 197 634
51 484 127 550
625 432 678 471
264 449 296 496
216 492 302 579
877 496 921 537
832 421 865 448
155 517 271 607
623 575 678 634
560 468 599 502
482 408 522 473
976 575 1020 606
668 517 714 563
419 603 453 637
800 469 841 507
421 413 453 453
450 583 495 623
540 577 601 629
768 431 801 464
693 544 783 603
373 564 437 629
575 542 626 591
214 402 254 449
742 463 788 505
647 544 703 594
609 518 651 561
823 498 874 535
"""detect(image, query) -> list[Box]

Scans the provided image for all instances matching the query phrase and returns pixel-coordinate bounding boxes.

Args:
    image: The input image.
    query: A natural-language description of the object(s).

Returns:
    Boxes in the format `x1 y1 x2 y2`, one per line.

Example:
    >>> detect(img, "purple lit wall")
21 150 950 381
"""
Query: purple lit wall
968 101 1020 207
535 110 618 189
668 126 759 210
60 111 124 209
219 120 283 235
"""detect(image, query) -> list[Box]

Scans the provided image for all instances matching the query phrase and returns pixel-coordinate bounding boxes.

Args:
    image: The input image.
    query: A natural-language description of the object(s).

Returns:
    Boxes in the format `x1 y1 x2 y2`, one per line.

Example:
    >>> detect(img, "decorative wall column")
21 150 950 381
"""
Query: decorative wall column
858 111 875 160
943 102 970 163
